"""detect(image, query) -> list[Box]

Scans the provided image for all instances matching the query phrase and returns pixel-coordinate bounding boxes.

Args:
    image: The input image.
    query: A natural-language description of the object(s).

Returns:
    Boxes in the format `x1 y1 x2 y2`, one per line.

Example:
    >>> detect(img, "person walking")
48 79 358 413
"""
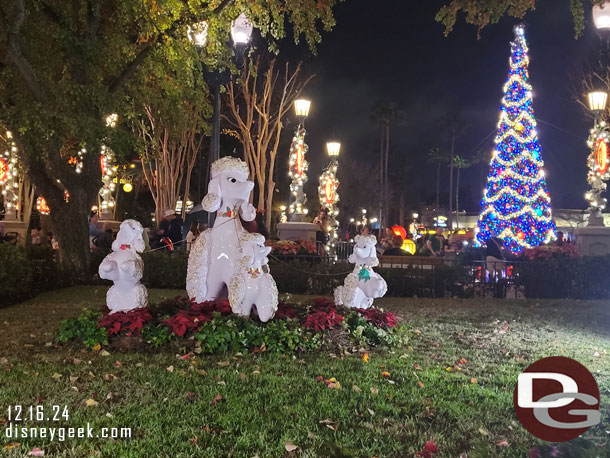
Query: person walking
186 221 200 252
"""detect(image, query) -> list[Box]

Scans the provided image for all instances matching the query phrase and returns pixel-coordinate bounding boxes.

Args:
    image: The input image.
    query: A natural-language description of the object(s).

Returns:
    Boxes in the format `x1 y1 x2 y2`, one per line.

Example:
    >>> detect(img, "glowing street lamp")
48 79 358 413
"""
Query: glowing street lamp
187 21 209 48
287 99 312 220
294 99 311 119
588 90 608 113
231 13 253 44
326 141 341 157
593 2 610 30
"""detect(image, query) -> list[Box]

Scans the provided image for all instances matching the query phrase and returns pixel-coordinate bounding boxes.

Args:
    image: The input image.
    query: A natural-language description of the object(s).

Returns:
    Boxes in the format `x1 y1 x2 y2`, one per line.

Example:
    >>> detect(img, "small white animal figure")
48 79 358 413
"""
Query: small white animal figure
334 234 387 309
186 156 257 302
229 233 278 322
98 219 148 313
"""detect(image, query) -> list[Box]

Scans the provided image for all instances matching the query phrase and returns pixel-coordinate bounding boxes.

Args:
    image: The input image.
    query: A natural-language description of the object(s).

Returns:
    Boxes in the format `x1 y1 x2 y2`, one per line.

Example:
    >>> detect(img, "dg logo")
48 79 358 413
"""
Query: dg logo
514 356 600 442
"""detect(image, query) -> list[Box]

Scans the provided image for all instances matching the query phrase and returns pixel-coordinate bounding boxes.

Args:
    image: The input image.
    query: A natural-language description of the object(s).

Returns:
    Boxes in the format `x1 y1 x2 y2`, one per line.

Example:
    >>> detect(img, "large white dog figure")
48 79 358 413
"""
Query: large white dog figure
98 219 148 313
187 156 257 302
229 233 278 322
334 234 387 309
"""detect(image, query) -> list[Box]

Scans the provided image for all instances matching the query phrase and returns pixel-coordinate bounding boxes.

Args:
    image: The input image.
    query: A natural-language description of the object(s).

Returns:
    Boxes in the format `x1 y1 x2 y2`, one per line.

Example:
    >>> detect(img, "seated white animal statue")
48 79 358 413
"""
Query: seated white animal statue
98 219 148 313
229 233 278 322
186 156 257 302
334 234 387 309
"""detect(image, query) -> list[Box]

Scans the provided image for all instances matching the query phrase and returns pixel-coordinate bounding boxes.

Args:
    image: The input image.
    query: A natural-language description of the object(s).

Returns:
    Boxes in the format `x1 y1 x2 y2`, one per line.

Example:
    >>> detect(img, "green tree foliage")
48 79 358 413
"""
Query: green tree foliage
0 0 341 276
436 0 604 38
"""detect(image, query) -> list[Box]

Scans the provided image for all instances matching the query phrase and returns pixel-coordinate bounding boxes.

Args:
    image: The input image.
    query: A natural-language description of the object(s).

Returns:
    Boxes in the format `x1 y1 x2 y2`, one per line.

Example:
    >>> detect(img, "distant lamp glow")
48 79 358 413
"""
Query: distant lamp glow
588 90 608 112
514 24 526 36
231 13 253 44
593 2 610 30
122 183 133 193
187 21 209 47
294 99 311 118
326 141 341 157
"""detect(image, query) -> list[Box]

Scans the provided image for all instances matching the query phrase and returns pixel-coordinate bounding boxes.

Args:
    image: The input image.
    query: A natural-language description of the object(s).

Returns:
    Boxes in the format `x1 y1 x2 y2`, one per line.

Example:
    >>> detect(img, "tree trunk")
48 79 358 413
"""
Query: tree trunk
435 161 441 210
46 186 92 279
384 122 390 227
455 168 461 229
448 130 455 230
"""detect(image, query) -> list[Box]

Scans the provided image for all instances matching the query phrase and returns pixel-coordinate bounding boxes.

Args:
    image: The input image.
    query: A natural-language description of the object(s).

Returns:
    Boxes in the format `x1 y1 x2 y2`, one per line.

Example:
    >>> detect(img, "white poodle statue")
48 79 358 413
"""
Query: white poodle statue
229 233 278 322
334 234 387 309
187 156 257 302
98 219 148 313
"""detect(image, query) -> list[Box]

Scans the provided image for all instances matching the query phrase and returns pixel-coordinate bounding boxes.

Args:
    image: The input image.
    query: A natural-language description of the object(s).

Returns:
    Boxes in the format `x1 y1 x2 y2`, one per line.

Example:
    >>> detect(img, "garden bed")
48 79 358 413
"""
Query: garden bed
58 297 402 354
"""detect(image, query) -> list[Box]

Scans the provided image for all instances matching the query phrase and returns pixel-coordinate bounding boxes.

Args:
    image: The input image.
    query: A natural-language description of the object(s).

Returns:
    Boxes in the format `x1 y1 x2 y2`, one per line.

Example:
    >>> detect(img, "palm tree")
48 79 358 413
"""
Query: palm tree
427 147 447 210
371 101 405 230
452 155 470 228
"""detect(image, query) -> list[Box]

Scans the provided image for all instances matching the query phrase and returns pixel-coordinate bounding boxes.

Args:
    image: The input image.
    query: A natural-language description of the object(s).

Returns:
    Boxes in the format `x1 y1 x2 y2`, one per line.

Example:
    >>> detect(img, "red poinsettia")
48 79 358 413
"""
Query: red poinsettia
164 299 232 337
98 308 153 336
304 310 344 331
275 303 299 319
356 308 398 328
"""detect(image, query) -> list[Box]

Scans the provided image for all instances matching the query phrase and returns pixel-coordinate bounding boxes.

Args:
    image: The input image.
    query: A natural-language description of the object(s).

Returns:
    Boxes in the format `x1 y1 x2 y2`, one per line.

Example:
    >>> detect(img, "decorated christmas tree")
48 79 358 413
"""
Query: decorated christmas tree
476 25 555 253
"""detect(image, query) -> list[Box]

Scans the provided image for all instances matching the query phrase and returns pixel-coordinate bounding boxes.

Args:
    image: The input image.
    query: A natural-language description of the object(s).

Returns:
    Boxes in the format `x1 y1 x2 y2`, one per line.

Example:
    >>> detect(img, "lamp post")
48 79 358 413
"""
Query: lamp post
288 99 311 221
189 15 253 227
318 141 341 258
584 3 610 226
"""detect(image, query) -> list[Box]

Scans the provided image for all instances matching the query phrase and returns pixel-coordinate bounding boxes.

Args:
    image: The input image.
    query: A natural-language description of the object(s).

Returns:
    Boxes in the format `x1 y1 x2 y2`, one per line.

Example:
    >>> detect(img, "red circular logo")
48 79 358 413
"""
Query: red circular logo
596 138 609 174
513 356 600 442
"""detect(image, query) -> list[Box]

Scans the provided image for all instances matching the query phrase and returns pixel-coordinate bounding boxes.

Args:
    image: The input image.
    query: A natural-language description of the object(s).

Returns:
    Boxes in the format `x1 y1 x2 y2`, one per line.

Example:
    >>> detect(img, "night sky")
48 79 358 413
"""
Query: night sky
276 0 604 215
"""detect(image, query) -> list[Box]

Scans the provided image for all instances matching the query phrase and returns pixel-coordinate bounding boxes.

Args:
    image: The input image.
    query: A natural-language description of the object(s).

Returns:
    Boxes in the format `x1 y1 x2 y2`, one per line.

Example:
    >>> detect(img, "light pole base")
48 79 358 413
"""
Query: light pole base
587 210 606 227
573 226 610 256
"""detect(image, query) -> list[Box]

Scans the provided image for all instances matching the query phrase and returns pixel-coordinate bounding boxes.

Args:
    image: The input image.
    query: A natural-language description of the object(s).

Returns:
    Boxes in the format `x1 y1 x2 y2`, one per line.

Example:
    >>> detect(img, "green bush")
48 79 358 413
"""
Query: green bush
515 255 610 299
0 244 33 306
57 308 108 349
141 250 188 288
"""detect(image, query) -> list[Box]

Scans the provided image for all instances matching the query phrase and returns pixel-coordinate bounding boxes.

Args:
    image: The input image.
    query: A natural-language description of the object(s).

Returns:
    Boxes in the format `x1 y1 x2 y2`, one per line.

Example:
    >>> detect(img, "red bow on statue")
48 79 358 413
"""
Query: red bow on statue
120 244 131 250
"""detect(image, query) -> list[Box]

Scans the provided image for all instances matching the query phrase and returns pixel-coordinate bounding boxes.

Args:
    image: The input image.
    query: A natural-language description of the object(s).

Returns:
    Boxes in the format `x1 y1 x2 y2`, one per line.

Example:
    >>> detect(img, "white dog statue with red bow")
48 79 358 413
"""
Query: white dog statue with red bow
334 234 387 309
229 232 278 322
98 219 148 313
187 156 257 302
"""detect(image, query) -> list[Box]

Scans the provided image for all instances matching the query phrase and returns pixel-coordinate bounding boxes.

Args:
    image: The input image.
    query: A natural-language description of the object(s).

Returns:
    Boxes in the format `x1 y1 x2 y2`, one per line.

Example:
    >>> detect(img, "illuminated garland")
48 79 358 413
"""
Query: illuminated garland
36 196 50 215
318 160 340 256
585 121 610 213
1 132 20 213
476 25 555 253
287 126 309 216
99 145 116 212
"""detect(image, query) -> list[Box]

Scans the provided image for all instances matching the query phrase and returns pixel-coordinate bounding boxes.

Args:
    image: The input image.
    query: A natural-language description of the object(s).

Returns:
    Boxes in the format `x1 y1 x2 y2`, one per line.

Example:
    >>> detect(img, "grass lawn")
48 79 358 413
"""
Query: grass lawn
1 286 610 457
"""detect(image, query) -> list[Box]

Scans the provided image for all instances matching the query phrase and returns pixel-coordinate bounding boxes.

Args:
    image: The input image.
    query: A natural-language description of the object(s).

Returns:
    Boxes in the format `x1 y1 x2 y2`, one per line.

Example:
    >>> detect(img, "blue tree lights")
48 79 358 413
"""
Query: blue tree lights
476 25 555 253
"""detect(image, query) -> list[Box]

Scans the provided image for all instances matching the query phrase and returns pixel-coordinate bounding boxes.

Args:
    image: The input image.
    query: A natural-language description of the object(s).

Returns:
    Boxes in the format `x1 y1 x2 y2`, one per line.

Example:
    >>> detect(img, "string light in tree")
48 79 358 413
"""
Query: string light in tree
1 131 20 213
475 24 555 253
318 141 341 257
36 196 50 215
288 99 311 218
99 145 116 212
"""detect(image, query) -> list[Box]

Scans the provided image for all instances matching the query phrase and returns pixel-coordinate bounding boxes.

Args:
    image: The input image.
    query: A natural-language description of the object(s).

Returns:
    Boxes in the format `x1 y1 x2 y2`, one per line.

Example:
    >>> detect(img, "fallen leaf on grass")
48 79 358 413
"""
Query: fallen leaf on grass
69 376 78 384
239 373 246 380
196 369 207 376
91 344 101 351
445 367 453 372
104 373 117 382
217 361 230 367
100 350 110 357
84 399 98 407
478 427 489 436
497 440 509 447
362 353 369 363
593 351 601 358
3 443 20 450
417 381 424 388
28 448 44 456
284 442 298 452
381 371 390 378
370 387 379 396
210 394 222 405
166 365 174 373
352 385 362 393
252 370 260 376
51 373 62 380
471 378 478 384
113 361 122 367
